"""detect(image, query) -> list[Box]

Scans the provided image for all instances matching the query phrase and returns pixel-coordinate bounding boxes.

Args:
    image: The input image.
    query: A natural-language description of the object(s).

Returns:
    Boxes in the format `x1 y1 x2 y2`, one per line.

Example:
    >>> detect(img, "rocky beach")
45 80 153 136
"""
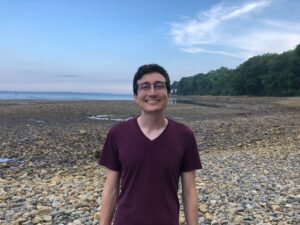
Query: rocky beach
0 96 299 225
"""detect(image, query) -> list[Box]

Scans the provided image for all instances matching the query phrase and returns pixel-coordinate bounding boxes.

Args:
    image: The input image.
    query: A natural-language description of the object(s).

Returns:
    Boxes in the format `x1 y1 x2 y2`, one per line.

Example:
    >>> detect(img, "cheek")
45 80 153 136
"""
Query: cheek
134 94 144 104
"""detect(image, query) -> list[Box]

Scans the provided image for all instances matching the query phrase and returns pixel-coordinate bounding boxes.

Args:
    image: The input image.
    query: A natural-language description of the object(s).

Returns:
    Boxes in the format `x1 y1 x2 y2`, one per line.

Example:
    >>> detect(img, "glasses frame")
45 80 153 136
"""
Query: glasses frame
136 81 168 92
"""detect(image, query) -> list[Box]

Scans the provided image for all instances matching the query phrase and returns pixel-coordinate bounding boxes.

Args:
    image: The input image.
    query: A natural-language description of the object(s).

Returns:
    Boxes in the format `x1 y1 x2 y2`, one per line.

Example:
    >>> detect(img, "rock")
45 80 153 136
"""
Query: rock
179 216 185 224
93 212 101 221
211 219 219 225
43 215 52 222
210 200 217 205
93 221 100 225
259 175 269 182
5 210 15 218
32 207 52 216
0 162 10 168
0 202 7 208
271 204 281 211
199 203 209 213
232 215 243 224
26 204 34 211
204 212 213 221
22 212 30 219
28 161 34 167
73 219 82 225
33 216 43 224
79 130 87 135
13 218 27 224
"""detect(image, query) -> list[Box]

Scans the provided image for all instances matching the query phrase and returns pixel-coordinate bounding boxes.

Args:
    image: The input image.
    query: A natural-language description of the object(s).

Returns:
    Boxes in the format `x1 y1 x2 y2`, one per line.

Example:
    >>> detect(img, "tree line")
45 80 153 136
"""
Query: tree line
172 44 300 96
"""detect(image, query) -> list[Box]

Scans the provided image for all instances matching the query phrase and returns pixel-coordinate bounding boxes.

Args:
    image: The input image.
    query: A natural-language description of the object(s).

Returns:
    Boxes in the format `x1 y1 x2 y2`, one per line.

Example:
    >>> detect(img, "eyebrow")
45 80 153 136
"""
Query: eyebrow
137 80 166 84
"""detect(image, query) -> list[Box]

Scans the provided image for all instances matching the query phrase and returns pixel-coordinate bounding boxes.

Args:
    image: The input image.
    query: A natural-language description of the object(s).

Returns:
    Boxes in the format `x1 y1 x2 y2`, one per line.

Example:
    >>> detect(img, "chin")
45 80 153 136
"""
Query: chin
143 105 167 113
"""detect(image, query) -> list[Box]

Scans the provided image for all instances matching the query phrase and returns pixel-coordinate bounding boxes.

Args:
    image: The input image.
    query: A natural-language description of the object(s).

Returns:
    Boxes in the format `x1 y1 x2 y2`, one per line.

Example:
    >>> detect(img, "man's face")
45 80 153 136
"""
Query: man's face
134 72 169 114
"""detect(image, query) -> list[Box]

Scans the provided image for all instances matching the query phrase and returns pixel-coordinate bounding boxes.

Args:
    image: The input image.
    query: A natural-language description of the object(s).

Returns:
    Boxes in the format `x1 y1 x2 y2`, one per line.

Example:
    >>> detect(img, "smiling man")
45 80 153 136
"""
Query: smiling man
99 64 202 225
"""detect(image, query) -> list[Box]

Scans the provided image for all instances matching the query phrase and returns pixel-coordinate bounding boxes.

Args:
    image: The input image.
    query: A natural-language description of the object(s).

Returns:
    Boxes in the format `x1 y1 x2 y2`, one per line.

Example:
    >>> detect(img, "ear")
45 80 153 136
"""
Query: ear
134 94 138 102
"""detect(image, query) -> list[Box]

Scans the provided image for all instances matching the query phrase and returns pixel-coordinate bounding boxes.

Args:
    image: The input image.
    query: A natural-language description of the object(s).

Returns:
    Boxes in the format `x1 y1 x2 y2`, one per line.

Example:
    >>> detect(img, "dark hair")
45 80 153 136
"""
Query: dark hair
133 64 171 95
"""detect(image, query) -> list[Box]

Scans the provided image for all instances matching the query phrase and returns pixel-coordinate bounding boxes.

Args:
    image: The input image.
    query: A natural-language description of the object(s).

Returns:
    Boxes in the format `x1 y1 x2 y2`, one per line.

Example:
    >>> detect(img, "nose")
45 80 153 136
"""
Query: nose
148 85 157 96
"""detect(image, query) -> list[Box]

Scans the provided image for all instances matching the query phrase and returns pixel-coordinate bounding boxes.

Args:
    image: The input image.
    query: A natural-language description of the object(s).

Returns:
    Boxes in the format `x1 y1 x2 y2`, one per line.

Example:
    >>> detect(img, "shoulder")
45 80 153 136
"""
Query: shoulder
167 118 194 136
109 117 137 134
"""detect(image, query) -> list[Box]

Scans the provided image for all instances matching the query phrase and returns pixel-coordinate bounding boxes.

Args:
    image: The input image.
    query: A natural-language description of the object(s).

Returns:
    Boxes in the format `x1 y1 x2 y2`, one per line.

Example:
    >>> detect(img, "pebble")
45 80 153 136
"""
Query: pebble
73 219 82 225
199 204 209 213
93 212 101 221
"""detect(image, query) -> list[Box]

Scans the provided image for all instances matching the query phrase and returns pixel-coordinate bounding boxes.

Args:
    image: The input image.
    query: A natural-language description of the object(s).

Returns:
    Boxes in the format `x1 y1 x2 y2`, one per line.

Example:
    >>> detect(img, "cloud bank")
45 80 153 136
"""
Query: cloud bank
170 0 300 59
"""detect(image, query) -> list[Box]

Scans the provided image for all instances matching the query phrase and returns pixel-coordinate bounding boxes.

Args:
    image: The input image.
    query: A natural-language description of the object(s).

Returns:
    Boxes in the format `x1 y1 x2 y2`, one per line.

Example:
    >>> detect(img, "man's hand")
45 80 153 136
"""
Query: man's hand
181 170 199 225
100 169 120 225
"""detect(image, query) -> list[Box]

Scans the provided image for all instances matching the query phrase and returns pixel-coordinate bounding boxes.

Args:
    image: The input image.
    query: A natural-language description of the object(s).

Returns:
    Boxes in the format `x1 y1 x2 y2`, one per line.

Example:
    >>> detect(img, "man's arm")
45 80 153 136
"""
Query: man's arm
181 170 199 225
100 169 120 225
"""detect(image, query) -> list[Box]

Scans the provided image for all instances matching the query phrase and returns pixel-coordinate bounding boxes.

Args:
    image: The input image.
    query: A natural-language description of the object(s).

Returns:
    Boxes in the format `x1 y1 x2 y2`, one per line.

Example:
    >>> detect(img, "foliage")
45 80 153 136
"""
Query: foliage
172 44 300 96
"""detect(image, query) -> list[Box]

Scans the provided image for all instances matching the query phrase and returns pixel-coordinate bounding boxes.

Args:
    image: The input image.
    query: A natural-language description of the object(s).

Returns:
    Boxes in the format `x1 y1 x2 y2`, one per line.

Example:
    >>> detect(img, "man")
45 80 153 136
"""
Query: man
99 64 202 225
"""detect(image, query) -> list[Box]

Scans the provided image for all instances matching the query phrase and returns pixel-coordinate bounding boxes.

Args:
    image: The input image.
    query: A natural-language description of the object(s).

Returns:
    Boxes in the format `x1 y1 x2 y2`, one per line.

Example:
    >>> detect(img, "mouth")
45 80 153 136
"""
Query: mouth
145 99 161 103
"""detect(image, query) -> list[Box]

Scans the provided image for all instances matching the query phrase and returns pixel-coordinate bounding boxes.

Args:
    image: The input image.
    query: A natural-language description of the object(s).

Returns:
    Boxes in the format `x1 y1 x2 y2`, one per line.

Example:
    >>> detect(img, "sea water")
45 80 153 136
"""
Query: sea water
0 158 14 163
0 91 133 100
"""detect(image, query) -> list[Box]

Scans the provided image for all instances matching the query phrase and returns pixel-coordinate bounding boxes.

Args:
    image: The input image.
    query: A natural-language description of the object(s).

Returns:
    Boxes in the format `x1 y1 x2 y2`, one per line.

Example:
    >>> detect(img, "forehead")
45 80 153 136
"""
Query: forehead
138 72 166 82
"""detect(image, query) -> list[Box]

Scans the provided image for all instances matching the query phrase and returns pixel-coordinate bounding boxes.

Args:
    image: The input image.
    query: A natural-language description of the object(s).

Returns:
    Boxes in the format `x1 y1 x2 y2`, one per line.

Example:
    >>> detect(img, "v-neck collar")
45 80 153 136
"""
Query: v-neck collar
134 116 170 142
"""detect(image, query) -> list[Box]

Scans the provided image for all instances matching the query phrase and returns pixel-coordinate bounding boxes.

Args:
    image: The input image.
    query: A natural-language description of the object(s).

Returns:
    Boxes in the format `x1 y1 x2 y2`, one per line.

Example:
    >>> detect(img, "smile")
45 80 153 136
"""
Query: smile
145 99 161 103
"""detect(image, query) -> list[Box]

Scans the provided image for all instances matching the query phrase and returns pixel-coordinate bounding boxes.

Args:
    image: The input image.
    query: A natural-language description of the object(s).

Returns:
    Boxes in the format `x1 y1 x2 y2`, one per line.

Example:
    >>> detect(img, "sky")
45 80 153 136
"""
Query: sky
1 0 300 94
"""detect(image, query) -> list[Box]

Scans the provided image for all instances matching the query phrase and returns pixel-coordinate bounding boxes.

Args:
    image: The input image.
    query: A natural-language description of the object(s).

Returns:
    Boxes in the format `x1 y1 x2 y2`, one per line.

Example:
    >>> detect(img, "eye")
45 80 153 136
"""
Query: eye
154 81 165 89
139 82 151 90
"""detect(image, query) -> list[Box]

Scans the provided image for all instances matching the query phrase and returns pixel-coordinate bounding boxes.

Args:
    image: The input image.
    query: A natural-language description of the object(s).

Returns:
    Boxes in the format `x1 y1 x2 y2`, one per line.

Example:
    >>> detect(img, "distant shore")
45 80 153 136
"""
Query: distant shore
0 91 133 101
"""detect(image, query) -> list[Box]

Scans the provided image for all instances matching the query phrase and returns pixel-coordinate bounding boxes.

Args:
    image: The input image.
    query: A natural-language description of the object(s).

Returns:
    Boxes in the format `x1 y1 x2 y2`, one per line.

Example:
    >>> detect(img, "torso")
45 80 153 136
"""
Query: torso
100 117 202 225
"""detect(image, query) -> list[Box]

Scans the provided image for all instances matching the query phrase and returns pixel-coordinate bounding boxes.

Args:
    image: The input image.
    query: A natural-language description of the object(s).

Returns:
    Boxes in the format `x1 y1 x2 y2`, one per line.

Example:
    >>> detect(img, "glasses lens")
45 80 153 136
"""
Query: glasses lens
139 82 151 90
153 81 165 90
137 81 167 91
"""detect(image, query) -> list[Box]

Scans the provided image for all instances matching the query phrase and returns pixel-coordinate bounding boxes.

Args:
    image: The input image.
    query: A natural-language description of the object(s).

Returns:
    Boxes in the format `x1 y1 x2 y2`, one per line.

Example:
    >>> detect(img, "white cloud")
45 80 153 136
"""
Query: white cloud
220 1 271 20
181 47 243 58
169 0 300 59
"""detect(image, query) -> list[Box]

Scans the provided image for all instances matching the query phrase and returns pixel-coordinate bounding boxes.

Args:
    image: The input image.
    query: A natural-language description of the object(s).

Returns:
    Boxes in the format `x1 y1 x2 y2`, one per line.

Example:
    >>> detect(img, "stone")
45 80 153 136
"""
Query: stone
232 215 243 224
0 203 7 208
43 215 52 222
79 130 87 135
259 175 269 182
73 219 82 225
93 212 101 221
0 162 10 168
204 212 213 221
271 204 281 211
199 203 209 213
179 216 185 224
33 216 43 224
210 200 217 205
33 207 52 216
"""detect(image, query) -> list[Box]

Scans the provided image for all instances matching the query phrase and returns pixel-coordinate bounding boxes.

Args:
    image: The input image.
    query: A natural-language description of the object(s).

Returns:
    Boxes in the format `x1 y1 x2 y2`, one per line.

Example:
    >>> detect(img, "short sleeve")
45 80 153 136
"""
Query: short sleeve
99 128 121 171
180 131 202 172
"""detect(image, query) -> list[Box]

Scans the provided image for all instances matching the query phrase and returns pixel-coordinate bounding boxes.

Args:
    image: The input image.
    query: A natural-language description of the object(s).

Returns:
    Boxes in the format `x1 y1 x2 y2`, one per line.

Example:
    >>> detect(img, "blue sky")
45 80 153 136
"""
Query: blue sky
1 0 300 93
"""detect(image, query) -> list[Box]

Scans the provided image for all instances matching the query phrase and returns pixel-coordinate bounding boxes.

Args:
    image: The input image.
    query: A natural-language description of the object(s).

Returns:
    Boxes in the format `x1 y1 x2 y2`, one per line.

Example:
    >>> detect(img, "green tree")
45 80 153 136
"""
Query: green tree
171 44 300 96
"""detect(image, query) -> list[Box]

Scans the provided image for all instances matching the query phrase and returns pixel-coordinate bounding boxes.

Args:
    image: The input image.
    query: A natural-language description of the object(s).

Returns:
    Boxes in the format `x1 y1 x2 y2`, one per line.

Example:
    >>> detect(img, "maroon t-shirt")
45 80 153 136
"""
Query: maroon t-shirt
99 117 202 225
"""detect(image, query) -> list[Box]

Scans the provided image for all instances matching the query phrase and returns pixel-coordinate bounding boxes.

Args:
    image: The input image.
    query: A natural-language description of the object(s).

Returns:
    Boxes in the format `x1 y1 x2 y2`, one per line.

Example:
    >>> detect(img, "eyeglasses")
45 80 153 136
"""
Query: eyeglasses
136 81 168 91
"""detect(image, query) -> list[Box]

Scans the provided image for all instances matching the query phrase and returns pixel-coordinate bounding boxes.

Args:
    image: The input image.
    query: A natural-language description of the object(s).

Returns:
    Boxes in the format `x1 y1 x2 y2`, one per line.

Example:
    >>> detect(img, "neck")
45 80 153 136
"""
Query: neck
138 112 167 131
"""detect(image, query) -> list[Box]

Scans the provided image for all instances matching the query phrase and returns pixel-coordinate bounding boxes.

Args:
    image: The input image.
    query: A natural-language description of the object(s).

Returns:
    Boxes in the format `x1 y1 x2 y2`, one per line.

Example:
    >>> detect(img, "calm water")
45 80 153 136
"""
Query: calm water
0 91 133 100
0 158 14 163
